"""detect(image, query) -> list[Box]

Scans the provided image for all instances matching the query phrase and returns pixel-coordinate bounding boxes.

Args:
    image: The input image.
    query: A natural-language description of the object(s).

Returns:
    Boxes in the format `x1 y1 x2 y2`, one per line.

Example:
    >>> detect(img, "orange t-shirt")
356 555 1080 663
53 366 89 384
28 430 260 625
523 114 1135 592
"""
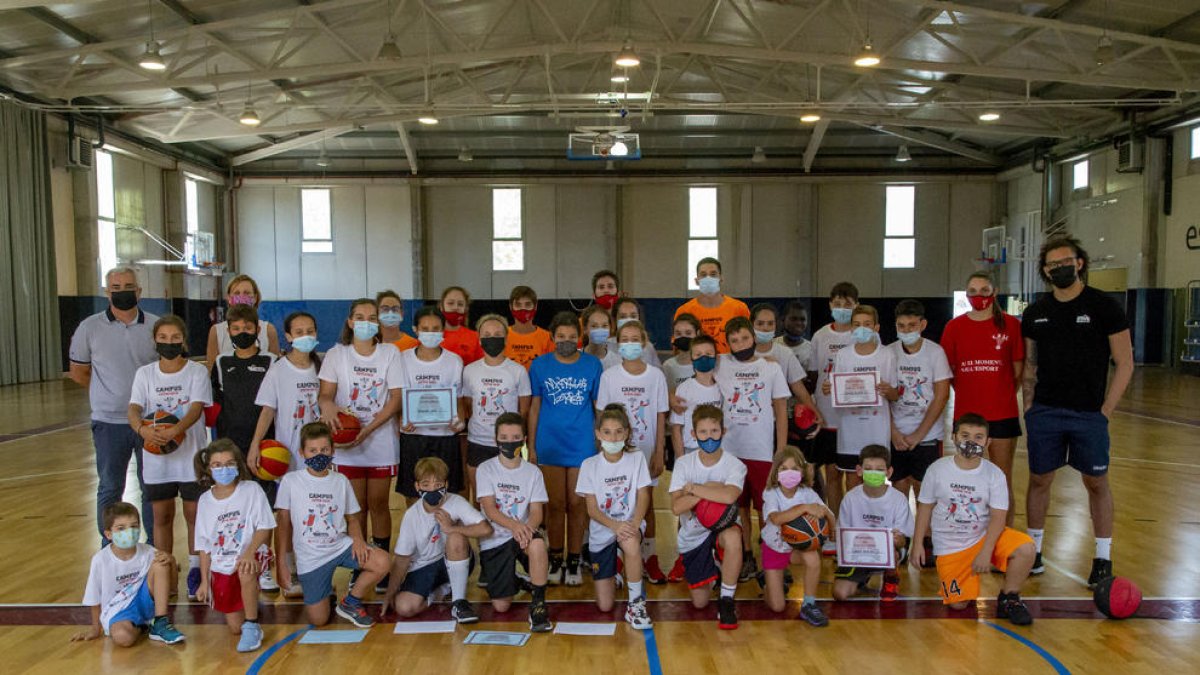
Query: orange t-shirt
392 333 419 352
505 327 554 370
443 327 484 365
674 296 750 353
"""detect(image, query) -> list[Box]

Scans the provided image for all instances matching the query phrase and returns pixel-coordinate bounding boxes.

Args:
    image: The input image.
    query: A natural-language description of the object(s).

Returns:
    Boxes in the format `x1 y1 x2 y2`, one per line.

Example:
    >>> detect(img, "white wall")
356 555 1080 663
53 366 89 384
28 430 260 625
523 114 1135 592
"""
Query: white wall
1164 128 1200 288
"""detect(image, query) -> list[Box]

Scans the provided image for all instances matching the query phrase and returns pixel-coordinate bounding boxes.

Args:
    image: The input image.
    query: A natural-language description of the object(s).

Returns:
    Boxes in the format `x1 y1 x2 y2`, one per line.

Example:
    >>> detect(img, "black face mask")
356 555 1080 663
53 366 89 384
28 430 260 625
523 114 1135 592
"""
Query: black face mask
156 342 184 360
555 340 578 358
497 440 524 459
1048 265 1078 289
480 336 506 358
672 336 692 352
230 332 258 350
110 290 138 311
731 345 756 362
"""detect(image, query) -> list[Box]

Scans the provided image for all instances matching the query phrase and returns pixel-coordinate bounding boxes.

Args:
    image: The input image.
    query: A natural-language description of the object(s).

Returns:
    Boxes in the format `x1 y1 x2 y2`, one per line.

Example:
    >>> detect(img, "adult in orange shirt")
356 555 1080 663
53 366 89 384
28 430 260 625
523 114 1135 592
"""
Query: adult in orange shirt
439 286 484 365
673 257 749 354
377 289 419 351
505 285 554 369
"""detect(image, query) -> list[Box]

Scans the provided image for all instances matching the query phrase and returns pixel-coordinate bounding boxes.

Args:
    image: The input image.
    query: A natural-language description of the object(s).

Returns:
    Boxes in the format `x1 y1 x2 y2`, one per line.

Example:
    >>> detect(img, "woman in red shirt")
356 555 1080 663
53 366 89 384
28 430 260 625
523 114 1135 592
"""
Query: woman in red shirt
439 286 484 365
941 271 1024 523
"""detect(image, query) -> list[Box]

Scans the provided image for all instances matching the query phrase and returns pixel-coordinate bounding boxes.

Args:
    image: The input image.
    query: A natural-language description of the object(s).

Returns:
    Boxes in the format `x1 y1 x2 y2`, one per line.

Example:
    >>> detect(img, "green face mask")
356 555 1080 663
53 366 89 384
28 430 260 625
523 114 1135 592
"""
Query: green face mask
862 469 887 488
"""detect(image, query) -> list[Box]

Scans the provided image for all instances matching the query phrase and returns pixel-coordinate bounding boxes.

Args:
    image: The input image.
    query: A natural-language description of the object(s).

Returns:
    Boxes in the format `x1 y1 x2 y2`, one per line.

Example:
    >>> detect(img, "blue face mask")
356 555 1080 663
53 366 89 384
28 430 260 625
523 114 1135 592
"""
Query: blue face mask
111 527 139 549
754 330 775 344
291 335 318 353
420 488 447 507
697 276 721 296
618 342 644 361
379 311 403 327
212 466 239 486
692 355 717 373
305 453 333 473
418 331 444 349
831 307 853 325
616 317 635 330
353 321 379 341
897 330 921 346
852 326 876 344
697 437 721 453
589 328 610 344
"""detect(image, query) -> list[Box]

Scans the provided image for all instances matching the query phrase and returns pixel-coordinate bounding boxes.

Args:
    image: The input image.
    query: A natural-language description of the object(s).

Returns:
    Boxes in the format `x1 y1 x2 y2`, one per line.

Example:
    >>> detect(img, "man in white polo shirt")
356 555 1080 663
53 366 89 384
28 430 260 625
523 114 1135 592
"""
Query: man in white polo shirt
69 267 160 547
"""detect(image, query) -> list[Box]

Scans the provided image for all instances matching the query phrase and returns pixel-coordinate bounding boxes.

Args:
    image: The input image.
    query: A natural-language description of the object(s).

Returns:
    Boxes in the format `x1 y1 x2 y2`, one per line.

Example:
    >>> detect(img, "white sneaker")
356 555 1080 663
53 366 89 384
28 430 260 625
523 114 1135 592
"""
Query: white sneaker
624 597 652 630
547 558 564 585
259 566 279 592
564 563 583 587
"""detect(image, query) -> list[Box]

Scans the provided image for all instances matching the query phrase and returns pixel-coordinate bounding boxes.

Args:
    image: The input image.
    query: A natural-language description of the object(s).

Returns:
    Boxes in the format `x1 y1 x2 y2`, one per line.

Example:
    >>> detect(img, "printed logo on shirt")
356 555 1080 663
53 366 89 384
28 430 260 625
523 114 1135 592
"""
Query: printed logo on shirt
300 492 340 543
896 365 931 410
945 483 984 526
476 381 512 416
494 483 528 521
348 366 385 417
542 376 588 406
290 382 321 435
600 476 633 520
618 386 652 445
1033 317 1049 323
726 371 768 425
148 384 190 421
1076 314 1091 324
991 332 1008 351
213 509 247 560
858 513 885 527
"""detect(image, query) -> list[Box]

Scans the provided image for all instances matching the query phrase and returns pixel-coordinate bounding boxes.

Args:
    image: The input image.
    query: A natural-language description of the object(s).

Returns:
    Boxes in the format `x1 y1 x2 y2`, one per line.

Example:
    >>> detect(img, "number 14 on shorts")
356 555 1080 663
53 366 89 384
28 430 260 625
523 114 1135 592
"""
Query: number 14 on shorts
941 579 962 599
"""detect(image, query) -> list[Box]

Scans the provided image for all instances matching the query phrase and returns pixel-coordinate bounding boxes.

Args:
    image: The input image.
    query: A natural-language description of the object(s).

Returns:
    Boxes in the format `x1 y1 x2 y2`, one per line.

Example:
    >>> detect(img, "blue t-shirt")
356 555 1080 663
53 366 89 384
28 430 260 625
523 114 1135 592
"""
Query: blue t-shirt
530 352 602 467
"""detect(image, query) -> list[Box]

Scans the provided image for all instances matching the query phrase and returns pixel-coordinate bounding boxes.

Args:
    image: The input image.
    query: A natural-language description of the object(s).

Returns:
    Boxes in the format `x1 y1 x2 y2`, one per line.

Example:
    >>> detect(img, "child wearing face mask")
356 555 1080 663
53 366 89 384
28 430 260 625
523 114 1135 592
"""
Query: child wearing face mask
376 289 419 351
73 502 184 647
832 445 914 602
385 456 493 624
462 315 532 495
608 297 662 368
581 304 621 370
505 285 554 370
210 305 278 496
439 285 484 365
207 274 278 369
751 303 823 443
475 414 552 632
192 440 275 652
576 405 653 630
669 405 745 629
911 414 1035 626
662 313 702 389
128 314 211 601
276 422 391 628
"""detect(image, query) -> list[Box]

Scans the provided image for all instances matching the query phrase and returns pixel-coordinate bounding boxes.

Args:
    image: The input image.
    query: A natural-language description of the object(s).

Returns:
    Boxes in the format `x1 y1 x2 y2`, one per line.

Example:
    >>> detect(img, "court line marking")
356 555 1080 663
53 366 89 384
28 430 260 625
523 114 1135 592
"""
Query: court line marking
1113 410 1200 429
1108 455 1200 469
0 422 88 445
982 621 1071 674
0 468 92 483
246 625 310 675
1042 558 1091 588
642 626 663 675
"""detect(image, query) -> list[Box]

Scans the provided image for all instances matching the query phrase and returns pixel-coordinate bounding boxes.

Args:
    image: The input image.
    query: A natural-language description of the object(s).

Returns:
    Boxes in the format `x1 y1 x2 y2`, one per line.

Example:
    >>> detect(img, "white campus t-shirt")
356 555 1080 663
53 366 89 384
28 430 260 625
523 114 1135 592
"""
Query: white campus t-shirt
475 457 548 551
461 358 531 447
808 324 855 429
669 378 724 452
83 543 156 632
129 360 212 485
195 481 276 575
887 339 952 442
576 451 652 549
832 343 898 458
661 355 695 390
318 343 404 467
762 342 807 384
762 486 825 554
399 348 464 437
394 493 487 573
838 486 915 539
668 451 746 554
715 355 789 463
776 335 813 373
275 469 361 574
596 364 669 461
918 456 1009 556
255 357 321 470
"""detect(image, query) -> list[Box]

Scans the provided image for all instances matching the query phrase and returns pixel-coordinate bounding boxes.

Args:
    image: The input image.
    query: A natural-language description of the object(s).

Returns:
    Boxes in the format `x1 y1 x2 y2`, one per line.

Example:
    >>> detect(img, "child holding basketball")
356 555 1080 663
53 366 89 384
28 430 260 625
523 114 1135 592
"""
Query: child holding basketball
475 413 552 632
193 440 275 652
384 457 493 624
575 404 653 629
761 446 834 626
911 413 1034 625
832 445 913 602
72 502 184 646
669 404 745 629
275 422 391 628
505 286 554 369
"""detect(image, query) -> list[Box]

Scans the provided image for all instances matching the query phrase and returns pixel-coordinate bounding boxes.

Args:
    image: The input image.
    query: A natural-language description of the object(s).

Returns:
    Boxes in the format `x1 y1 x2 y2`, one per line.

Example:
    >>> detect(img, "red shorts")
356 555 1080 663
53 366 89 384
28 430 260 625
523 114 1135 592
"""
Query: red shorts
737 459 772 511
335 464 398 480
210 551 273 614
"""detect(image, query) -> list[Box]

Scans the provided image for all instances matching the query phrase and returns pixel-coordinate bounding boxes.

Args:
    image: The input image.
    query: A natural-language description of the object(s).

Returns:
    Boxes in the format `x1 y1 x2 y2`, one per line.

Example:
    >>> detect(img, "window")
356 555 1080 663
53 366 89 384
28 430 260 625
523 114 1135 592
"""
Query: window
301 188 333 253
184 178 199 268
687 187 719 289
1191 127 1200 159
492 188 523 271
96 150 117 287
883 185 915 269
1072 160 1089 191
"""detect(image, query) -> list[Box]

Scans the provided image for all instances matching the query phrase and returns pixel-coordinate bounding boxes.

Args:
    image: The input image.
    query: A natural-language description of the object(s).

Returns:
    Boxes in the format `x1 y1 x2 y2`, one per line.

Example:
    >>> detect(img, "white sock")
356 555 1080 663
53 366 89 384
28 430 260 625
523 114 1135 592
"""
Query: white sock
447 558 470 601
1095 538 1112 560
1029 529 1044 553
188 554 199 569
628 580 643 602
720 583 736 599
641 537 656 560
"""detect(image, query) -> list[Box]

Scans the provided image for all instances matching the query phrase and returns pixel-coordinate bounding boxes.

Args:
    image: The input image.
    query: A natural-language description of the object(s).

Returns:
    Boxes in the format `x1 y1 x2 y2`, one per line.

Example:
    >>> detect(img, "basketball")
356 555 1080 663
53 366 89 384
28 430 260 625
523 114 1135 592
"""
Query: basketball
255 440 291 481
1094 576 1142 619
140 412 186 455
332 411 362 444
693 499 738 532
780 513 830 551
793 405 819 435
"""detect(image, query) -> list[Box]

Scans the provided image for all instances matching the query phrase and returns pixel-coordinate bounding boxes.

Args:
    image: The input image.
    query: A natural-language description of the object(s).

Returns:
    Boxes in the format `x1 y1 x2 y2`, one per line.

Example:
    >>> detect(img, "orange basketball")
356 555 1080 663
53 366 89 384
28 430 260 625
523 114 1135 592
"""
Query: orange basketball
332 412 362 445
141 412 186 455
780 513 831 551
256 440 292 481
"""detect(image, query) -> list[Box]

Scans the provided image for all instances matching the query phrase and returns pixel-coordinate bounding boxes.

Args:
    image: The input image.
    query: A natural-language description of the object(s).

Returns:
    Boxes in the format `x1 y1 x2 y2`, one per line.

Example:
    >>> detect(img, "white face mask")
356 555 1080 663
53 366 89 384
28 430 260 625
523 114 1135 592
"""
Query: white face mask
600 440 625 455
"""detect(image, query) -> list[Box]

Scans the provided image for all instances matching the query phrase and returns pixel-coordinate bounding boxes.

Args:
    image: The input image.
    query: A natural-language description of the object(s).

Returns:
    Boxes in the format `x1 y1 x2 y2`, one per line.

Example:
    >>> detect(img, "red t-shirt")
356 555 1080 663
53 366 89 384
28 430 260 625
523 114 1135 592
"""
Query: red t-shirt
940 312 1024 421
442 327 483 365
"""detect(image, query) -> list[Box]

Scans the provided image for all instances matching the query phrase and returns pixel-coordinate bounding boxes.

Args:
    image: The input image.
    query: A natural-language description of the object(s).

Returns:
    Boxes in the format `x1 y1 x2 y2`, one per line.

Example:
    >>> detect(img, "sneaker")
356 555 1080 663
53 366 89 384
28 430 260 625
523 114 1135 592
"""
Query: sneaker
799 602 829 627
666 557 685 583
738 554 758 583
548 556 565 585
335 598 375 628
820 539 837 557
624 597 652 630
451 599 479 624
644 555 667 585
1030 552 1046 575
880 575 900 601
236 621 263 652
717 596 738 630
1087 558 1113 589
148 616 186 644
375 575 390 595
997 592 1033 626
283 582 304 599
259 566 279 593
186 567 201 601
564 561 583 587
529 601 553 633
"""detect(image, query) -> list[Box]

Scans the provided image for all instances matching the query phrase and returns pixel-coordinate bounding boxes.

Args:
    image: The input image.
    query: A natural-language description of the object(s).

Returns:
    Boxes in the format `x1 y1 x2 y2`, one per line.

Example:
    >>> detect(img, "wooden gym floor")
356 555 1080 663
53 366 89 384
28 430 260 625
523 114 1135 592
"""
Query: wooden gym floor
0 368 1197 674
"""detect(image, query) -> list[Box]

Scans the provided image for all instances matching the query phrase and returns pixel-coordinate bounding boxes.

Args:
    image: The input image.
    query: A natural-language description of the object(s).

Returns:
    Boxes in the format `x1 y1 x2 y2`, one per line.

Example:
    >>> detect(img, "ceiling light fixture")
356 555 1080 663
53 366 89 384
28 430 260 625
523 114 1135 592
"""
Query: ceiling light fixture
751 146 766 163
854 42 880 67
238 102 261 126
611 73 629 83
315 152 331 168
1094 34 1114 66
978 110 1001 122
614 43 640 68
800 112 822 123
895 145 911 162
417 111 439 125
377 0 402 60
139 41 166 71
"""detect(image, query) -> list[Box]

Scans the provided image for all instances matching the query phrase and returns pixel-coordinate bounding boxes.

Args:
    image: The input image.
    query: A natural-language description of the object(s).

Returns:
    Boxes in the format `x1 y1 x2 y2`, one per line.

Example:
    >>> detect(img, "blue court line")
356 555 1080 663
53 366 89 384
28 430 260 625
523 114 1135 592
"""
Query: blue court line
642 626 664 675
246 625 311 675
983 621 1070 675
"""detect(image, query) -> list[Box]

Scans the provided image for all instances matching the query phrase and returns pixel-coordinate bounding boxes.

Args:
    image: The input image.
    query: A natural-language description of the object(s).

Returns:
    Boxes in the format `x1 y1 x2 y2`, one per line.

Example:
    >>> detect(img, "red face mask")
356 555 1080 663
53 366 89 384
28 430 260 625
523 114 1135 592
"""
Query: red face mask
512 308 536 324
594 293 618 310
443 311 465 327
968 295 994 311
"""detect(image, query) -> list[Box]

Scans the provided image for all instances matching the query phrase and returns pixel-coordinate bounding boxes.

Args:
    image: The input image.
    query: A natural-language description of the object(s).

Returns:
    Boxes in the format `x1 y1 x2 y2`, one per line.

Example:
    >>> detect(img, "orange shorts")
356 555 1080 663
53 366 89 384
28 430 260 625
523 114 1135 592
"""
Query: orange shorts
935 528 1033 605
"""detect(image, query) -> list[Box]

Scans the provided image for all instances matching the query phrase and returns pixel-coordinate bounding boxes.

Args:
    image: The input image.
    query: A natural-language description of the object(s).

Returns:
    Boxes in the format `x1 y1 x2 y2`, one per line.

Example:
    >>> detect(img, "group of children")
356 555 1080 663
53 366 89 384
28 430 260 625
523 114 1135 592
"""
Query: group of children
76 264 1037 652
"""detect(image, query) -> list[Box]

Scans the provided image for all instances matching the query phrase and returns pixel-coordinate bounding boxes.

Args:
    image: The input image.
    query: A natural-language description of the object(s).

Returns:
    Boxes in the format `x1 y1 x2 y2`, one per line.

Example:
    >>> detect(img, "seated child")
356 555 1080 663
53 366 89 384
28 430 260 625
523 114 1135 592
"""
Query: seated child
832 445 914 602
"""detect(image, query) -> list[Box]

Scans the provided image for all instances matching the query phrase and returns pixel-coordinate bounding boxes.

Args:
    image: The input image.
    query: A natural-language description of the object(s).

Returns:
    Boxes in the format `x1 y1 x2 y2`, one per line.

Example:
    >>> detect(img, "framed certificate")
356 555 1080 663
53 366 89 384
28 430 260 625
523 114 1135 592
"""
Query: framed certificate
831 371 880 407
836 527 896 569
402 386 457 427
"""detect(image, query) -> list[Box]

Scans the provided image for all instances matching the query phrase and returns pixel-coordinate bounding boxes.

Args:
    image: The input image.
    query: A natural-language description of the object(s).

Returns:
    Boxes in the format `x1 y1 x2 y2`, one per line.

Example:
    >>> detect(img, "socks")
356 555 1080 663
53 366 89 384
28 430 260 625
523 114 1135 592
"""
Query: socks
188 554 199 569
720 583 736 599
549 548 564 567
1095 537 1112 560
1029 528 1045 553
566 552 581 571
532 584 547 605
343 594 362 607
372 536 390 552
802 595 816 607
628 580 644 601
641 537 656 560
447 558 470 601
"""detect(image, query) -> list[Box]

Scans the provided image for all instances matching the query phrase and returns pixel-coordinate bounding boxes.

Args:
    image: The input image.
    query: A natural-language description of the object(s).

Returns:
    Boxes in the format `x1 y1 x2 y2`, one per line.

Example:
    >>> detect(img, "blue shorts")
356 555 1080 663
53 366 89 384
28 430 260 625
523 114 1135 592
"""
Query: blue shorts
108 579 154 633
681 531 722 589
590 541 620 581
1024 403 1110 476
298 545 360 606
399 554 476 598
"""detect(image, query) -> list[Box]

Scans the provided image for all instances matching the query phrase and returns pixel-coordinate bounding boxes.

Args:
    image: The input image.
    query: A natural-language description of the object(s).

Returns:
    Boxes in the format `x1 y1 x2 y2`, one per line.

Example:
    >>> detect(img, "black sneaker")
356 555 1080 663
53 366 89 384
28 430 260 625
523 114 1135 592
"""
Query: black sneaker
717 596 738 630
1087 558 1113 589
1030 552 1045 575
799 602 829 627
529 601 552 633
451 599 479 624
548 555 564 585
997 592 1033 626
738 554 758 583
